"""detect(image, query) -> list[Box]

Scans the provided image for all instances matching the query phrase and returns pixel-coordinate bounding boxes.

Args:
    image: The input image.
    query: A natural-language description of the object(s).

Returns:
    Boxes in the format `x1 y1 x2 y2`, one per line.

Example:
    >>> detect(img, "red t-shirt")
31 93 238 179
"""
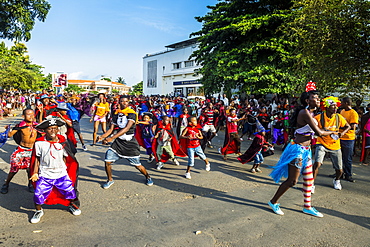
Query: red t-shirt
185 126 201 148
227 116 238 133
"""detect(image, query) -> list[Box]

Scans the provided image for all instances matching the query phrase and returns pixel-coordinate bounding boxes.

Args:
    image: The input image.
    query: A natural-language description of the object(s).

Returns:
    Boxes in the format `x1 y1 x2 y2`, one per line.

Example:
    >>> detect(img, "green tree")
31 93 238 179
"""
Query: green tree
116 77 126 85
129 81 143 95
287 0 370 94
191 0 301 96
101 77 111 82
64 84 86 94
0 42 46 90
0 0 51 41
112 89 120 94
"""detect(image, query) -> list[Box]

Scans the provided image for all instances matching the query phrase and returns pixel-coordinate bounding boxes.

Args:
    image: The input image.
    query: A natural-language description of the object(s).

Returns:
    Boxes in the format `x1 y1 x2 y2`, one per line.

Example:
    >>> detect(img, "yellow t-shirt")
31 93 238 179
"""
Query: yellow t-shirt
340 109 359 141
314 113 347 150
95 102 110 117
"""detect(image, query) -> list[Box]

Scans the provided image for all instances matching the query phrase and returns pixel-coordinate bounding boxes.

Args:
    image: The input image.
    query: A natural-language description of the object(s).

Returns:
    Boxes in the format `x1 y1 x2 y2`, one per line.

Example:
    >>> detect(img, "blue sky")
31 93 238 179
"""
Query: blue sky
4 0 218 86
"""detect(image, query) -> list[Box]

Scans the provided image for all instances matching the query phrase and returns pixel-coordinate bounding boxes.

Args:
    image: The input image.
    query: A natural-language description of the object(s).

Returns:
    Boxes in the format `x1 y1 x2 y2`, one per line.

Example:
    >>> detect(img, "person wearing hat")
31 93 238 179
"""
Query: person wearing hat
35 94 57 123
29 118 81 224
50 103 78 154
313 96 350 190
56 94 65 103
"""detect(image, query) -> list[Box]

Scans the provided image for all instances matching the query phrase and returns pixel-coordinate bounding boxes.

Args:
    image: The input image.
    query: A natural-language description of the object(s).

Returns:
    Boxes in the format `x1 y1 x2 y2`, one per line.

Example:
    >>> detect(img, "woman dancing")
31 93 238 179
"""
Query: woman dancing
268 90 337 217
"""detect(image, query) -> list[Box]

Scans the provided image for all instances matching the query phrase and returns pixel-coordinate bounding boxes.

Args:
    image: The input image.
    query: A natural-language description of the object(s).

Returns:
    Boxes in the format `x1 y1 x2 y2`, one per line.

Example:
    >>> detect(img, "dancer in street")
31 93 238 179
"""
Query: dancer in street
268 90 336 217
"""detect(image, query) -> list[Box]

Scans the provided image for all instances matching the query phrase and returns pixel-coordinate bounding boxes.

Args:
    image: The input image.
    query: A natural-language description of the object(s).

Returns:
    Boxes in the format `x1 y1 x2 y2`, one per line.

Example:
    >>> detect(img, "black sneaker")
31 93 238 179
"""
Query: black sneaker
0 184 8 194
28 184 34 193
68 203 81 216
345 175 355 183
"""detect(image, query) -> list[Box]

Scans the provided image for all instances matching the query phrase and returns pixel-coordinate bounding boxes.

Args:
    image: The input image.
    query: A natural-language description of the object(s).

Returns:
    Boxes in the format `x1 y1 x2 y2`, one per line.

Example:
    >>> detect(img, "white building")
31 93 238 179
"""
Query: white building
143 38 203 96
68 79 130 94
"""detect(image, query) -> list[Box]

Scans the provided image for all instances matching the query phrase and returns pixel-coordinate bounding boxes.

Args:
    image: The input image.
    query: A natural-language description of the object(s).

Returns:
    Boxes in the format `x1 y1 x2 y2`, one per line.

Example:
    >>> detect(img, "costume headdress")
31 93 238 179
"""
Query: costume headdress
322 96 341 108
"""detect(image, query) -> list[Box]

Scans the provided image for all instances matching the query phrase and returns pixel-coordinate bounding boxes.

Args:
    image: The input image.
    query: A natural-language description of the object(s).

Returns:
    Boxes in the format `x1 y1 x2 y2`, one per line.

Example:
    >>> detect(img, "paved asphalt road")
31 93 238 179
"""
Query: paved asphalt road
0 114 369 247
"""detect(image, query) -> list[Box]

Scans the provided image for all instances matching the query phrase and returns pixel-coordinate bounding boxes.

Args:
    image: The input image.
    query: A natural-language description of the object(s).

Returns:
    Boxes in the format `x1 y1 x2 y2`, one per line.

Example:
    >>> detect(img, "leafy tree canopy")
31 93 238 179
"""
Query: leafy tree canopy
129 81 143 95
0 0 51 41
287 0 370 94
0 42 48 90
191 0 302 96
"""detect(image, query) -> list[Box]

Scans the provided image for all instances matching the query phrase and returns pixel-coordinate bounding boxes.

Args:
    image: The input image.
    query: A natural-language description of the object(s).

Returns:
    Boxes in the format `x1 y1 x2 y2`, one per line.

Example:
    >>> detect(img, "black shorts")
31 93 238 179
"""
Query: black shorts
72 120 81 134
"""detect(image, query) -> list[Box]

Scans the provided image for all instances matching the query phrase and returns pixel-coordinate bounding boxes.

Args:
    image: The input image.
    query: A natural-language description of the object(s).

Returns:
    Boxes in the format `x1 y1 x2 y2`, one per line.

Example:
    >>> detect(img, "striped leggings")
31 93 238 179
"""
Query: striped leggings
302 160 314 209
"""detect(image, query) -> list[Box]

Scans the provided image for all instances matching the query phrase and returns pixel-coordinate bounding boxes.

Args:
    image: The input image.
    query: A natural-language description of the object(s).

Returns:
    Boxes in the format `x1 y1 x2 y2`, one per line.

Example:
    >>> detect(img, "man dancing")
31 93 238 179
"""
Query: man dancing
98 95 153 189
1 109 39 194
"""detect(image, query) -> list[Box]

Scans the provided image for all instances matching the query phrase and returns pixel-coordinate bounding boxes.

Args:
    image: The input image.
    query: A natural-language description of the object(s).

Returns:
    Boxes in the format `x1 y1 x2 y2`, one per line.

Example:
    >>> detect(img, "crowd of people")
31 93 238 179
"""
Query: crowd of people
0 87 368 223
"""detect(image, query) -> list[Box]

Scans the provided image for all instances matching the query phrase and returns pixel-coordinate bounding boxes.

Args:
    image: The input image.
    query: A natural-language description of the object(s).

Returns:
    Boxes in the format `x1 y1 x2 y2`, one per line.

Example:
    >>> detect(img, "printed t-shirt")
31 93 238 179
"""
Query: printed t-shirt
340 109 358 141
186 127 201 148
314 113 347 150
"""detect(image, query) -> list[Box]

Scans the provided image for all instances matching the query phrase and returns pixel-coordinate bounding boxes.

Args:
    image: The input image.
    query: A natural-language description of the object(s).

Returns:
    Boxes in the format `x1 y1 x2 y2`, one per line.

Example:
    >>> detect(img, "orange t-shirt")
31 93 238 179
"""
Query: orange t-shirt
340 109 358 141
314 113 347 150
95 102 110 117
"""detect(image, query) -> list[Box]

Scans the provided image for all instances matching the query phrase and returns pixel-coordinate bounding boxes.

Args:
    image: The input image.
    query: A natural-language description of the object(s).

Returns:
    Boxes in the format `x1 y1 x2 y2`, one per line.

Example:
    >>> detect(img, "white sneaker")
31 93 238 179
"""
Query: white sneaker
31 210 44 224
205 163 211 171
156 162 164 170
240 138 243 141
185 172 191 179
311 185 315 194
173 159 180 166
333 179 342 190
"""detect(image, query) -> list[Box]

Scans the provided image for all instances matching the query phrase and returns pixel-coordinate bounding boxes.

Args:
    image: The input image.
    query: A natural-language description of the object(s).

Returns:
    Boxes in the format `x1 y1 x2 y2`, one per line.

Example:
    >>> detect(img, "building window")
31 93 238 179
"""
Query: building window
173 62 182 70
184 60 194 67
147 60 157 88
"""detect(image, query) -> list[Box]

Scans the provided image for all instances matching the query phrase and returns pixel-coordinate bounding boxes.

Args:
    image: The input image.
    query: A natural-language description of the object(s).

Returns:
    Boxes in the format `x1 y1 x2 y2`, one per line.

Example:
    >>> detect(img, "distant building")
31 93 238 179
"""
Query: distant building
68 79 130 94
143 38 203 96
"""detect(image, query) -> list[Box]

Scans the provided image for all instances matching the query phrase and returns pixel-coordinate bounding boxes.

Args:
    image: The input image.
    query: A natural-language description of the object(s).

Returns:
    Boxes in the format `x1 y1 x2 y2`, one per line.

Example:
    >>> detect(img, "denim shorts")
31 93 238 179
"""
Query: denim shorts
187 146 207 167
254 152 264 164
104 149 141 166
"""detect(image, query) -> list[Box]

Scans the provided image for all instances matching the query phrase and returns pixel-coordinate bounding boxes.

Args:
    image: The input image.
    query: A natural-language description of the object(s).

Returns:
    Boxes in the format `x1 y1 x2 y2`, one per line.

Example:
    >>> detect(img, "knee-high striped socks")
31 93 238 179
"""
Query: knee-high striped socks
302 162 314 209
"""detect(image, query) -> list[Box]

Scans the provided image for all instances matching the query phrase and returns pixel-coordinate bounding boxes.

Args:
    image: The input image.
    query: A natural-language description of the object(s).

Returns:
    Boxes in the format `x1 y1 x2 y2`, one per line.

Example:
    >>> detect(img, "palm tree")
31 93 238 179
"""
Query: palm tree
116 77 126 85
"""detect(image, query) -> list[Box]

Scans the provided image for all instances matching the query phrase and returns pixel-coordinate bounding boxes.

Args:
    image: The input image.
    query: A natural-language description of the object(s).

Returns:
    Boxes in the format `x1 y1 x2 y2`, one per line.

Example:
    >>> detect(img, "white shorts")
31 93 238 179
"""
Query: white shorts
202 124 216 133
